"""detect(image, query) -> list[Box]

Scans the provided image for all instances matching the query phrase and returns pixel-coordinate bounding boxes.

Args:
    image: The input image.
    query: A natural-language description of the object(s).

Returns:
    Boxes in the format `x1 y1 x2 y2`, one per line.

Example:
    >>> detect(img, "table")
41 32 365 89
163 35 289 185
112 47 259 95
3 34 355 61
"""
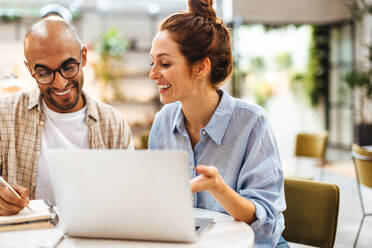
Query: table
0 208 254 248
363 145 372 151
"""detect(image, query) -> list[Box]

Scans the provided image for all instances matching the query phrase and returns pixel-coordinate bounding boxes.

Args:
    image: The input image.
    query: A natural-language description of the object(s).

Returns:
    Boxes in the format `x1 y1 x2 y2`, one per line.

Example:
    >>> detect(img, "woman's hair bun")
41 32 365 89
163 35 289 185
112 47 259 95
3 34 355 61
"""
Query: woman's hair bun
188 0 216 21
159 0 232 85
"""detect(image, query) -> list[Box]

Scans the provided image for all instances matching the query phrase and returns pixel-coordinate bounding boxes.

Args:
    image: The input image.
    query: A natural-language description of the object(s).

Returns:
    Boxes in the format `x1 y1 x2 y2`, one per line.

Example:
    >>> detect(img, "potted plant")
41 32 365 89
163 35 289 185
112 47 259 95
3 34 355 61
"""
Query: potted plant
94 27 128 102
344 45 372 146
248 56 274 107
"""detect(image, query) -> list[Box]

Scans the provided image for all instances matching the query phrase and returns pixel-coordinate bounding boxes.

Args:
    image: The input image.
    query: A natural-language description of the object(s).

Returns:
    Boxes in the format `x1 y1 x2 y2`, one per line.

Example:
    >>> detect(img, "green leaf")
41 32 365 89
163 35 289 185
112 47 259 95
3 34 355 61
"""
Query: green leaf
96 27 127 58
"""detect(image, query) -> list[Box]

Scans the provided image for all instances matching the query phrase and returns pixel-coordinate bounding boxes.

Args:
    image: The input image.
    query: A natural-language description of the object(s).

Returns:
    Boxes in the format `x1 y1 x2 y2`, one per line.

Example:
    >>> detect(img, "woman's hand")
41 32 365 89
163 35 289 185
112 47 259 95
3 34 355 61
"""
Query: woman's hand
190 165 226 194
190 164 256 223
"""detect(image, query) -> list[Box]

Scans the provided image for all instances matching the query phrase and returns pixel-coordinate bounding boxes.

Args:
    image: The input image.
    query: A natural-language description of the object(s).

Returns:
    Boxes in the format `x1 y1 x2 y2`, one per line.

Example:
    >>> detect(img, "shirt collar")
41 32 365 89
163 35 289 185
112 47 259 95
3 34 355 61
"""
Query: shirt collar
28 88 42 112
203 89 234 145
27 87 98 121
172 89 235 145
172 102 188 137
84 91 99 121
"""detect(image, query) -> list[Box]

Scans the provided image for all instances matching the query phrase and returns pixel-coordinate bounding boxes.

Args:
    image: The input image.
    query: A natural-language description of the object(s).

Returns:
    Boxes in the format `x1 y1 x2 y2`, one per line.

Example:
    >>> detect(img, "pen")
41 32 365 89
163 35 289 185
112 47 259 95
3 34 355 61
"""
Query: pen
0 176 33 212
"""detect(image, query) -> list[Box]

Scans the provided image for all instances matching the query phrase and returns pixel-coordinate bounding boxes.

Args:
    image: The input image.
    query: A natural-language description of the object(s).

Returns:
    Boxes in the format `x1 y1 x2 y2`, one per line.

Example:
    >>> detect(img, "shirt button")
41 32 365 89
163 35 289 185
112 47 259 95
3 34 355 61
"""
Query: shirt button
192 196 195 202
190 164 194 170
201 130 206 136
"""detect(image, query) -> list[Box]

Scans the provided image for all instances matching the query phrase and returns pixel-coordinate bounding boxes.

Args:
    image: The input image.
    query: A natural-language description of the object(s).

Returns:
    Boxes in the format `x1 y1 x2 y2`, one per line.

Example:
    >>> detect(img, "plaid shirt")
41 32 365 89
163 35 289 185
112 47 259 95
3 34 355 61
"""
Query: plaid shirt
0 88 134 198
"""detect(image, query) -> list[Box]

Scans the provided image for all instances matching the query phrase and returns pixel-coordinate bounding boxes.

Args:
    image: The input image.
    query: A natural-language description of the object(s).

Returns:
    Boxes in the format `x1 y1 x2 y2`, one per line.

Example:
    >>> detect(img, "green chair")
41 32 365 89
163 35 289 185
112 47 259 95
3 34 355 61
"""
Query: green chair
294 132 329 179
283 178 340 248
351 144 372 248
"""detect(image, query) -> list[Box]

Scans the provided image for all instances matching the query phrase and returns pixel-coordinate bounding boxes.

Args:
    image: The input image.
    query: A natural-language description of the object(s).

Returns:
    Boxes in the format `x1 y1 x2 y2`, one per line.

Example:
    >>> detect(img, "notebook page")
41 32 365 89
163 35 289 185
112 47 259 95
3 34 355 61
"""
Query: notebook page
0 200 52 225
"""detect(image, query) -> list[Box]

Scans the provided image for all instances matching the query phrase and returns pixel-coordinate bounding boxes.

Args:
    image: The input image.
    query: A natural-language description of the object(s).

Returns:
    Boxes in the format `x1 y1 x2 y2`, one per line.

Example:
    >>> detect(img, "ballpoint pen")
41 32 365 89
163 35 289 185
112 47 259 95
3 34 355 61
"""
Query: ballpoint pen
0 176 33 212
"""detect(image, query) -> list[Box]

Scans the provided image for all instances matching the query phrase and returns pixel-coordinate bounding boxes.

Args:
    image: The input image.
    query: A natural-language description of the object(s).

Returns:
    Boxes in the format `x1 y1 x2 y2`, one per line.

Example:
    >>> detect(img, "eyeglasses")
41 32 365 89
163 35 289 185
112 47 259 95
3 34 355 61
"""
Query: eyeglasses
31 48 83 85
32 60 81 85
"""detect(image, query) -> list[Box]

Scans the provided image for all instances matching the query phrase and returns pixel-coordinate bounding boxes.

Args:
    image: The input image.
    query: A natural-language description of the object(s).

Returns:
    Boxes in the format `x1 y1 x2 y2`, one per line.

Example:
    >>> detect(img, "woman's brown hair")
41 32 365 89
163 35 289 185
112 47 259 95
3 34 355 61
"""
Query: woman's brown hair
159 0 232 85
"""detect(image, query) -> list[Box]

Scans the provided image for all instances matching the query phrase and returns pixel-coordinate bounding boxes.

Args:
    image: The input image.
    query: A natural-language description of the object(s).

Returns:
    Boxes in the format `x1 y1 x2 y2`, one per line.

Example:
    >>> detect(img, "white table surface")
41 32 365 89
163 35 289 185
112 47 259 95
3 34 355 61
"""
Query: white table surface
363 145 372 151
0 208 254 248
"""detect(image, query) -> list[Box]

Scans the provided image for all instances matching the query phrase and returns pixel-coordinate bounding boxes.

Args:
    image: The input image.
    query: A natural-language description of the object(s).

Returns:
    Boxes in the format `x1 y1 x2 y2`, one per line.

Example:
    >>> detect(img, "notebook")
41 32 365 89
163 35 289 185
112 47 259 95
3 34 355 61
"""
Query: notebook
0 199 58 232
47 149 213 242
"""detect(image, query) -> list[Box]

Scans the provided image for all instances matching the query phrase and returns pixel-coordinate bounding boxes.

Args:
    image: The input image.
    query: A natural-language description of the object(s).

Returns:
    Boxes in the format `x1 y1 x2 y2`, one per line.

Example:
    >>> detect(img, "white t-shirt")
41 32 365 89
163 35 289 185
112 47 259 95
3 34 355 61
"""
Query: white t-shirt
35 100 89 204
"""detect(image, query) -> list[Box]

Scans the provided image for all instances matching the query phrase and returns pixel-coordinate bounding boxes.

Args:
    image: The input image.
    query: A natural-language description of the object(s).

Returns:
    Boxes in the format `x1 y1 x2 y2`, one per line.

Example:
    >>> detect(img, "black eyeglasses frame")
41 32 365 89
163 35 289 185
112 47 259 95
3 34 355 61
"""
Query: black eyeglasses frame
31 49 83 85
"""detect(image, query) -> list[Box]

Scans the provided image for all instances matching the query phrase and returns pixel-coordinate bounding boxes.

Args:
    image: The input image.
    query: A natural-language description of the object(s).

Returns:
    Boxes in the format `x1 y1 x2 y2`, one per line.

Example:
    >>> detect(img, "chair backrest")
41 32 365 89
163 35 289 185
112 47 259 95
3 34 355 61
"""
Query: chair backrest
295 132 328 159
283 178 339 248
352 144 372 188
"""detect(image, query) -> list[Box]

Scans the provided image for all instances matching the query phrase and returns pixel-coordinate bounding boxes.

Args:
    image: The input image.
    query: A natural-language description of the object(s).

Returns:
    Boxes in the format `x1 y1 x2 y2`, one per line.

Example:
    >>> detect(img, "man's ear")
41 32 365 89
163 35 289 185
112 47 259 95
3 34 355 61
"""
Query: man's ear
81 46 87 67
193 57 211 78
24 61 31 74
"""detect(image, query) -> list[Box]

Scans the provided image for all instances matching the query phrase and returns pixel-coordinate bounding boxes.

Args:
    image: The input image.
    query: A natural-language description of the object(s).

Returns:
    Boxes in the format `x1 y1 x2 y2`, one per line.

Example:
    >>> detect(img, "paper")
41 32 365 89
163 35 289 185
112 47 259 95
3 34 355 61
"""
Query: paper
0 227 64 248
0 200 52 225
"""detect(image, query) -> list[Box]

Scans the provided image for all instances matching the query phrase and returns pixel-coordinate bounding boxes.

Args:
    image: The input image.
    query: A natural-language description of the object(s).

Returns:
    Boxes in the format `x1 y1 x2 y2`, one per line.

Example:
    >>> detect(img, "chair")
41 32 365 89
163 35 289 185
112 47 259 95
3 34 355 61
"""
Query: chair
282 178 340 248
294 132 329 179
351 144 372 248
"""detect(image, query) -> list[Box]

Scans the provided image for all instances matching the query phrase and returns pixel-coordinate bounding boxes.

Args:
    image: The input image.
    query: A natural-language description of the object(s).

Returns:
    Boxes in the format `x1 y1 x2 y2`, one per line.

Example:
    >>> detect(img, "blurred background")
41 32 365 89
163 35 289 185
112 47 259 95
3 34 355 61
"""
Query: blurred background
0 0 371 247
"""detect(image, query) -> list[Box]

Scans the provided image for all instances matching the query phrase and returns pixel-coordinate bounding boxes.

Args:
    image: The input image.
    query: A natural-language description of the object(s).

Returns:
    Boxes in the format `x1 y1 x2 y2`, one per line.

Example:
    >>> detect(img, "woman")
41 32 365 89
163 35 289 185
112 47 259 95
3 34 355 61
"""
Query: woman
148 0 288 247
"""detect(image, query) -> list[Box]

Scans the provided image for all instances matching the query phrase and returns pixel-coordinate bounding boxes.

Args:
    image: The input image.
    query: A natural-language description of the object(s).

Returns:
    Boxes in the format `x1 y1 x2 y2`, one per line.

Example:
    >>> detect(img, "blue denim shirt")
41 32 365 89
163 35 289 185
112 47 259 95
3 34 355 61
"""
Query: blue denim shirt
148 89 286 247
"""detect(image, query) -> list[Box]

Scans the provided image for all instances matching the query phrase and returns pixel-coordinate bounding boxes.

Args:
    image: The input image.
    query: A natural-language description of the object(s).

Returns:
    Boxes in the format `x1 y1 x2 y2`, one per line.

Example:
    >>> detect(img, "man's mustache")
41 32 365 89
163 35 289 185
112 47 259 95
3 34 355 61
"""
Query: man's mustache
46 81 78 94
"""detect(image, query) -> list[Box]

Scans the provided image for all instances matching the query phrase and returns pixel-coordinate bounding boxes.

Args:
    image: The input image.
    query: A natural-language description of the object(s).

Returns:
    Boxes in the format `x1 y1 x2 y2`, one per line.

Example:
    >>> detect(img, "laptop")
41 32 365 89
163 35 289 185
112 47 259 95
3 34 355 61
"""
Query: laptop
46 149 213 242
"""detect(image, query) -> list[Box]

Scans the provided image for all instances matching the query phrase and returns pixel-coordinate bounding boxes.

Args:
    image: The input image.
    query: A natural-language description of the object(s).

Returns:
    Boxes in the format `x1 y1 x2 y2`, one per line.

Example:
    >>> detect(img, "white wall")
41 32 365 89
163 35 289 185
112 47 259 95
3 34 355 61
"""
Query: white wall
80 12 165 50
232 0 351 24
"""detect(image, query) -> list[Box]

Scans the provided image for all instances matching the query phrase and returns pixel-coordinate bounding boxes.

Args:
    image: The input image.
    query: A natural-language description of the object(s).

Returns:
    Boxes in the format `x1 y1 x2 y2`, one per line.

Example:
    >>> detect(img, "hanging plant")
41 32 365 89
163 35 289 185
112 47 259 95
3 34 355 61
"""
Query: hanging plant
0 10 21 23
343 50 372 124
348 0 372 20
290 26 331 107
307 25 330 106
342 1 372 145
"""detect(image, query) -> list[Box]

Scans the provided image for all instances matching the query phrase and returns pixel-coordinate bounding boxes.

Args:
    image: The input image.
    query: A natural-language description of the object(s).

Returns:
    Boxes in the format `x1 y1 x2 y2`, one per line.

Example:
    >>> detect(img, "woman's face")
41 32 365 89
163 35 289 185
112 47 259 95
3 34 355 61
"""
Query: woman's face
149 31 196 105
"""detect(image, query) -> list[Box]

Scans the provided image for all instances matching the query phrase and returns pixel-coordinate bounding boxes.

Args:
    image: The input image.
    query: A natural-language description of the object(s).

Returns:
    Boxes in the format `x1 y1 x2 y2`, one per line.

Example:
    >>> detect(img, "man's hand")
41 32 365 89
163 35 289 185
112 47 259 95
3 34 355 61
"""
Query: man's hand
0 185 29 216
190 165 226 194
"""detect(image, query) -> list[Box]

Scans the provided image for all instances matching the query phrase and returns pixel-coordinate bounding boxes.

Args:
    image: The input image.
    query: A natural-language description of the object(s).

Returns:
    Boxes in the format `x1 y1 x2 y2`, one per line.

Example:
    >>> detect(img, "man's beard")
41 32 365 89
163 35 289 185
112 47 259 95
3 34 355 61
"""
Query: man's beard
44 80 81 111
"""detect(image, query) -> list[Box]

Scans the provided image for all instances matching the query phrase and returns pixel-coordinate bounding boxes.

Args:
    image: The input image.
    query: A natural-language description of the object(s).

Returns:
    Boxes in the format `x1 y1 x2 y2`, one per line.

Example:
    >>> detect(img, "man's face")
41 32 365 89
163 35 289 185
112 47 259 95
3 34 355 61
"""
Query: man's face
25 39 87 113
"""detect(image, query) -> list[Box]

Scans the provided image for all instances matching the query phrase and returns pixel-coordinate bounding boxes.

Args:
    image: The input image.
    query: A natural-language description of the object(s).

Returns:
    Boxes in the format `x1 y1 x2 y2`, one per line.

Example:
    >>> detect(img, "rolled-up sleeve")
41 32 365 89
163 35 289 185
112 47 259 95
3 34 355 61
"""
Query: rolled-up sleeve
237 115 286 238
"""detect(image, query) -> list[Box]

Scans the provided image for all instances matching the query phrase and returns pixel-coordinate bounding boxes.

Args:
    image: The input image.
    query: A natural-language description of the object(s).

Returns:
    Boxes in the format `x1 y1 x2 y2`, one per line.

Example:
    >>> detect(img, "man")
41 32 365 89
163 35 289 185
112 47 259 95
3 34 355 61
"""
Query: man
0 18 133 216
39 3 73 23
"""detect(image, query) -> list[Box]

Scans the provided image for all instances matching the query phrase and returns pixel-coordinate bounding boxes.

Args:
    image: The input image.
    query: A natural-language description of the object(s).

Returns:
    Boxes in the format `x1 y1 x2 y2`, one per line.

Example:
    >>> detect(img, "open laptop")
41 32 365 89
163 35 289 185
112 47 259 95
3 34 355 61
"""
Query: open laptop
46 149 213 243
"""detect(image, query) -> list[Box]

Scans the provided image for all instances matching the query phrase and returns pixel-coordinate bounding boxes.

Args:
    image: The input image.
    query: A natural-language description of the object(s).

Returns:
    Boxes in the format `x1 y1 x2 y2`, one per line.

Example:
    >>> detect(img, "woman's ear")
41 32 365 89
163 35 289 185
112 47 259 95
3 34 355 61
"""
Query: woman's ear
193 57 211 78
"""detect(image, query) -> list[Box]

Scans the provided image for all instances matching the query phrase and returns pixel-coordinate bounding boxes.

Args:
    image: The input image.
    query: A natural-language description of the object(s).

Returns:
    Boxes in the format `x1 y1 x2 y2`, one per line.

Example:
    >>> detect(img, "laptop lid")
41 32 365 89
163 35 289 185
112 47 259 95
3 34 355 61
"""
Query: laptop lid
47 149 197 242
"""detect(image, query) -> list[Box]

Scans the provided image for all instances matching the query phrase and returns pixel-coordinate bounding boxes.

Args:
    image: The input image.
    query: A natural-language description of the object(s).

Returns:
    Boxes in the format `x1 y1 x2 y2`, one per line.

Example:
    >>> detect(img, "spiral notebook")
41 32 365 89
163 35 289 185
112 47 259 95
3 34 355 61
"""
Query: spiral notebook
0 199 58 232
